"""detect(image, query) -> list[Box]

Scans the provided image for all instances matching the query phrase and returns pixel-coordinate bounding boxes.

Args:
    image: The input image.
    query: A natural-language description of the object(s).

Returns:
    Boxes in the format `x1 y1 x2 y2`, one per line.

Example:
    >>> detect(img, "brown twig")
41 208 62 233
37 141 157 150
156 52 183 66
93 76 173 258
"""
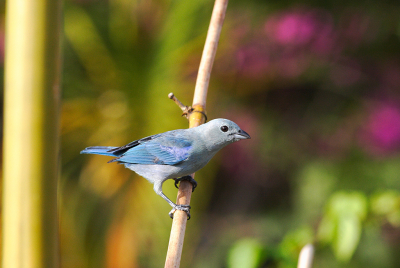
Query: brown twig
164 0 229 267
168 93 193 119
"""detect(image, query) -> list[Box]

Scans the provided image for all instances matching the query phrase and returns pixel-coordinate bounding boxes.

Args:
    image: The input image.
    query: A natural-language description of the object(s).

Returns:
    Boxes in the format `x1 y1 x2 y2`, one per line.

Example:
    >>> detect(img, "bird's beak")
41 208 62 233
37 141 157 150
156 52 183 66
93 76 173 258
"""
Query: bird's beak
233 129 251 140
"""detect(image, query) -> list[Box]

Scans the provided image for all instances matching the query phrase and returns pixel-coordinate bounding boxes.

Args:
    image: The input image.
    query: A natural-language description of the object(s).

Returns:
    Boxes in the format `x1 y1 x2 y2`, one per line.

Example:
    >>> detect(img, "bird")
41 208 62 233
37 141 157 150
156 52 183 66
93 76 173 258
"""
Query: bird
81 118 250 218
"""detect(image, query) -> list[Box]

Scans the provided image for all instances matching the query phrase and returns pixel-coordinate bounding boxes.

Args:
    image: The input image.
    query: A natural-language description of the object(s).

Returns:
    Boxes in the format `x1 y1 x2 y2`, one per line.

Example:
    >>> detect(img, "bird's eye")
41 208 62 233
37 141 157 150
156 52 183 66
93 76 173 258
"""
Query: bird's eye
220 126 229 132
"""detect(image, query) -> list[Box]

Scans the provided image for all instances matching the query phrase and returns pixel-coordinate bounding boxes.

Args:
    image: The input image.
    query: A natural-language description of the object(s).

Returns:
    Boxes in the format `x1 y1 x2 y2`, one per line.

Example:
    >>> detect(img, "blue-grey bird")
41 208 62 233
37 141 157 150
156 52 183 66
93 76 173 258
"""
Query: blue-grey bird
81 118 250 218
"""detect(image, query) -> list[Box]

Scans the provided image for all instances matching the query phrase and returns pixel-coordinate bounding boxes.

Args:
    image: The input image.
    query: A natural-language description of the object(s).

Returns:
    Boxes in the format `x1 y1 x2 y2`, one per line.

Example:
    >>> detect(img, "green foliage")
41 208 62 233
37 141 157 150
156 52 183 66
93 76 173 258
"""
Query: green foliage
315 190 400 264
371 191 400 226
278 227 314 267
318 192 367 262
227 238 266 268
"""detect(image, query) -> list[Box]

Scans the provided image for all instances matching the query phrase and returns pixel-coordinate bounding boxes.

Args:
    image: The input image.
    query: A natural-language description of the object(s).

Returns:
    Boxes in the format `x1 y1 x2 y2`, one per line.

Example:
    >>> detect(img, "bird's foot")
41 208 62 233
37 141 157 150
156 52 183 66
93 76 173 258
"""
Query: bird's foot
169 205 191 220
174 175 197 192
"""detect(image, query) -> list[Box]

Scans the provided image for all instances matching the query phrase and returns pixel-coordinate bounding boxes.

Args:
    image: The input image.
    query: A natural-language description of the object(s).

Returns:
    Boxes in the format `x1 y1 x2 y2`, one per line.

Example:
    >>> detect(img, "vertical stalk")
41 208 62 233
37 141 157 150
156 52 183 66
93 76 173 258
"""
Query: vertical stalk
2 0 62 267
297 244 314 268
164 0 228 267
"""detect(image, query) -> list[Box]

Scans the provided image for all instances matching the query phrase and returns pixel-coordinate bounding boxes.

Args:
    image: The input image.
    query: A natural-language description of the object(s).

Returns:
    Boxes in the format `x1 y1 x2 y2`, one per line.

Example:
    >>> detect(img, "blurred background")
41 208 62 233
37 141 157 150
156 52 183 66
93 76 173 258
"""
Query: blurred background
2 0 400 267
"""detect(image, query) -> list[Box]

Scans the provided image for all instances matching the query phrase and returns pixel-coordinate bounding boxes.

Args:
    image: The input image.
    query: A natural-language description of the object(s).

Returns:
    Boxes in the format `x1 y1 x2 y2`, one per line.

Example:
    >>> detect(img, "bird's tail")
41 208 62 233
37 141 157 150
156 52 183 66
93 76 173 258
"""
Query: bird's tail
80 146 119 156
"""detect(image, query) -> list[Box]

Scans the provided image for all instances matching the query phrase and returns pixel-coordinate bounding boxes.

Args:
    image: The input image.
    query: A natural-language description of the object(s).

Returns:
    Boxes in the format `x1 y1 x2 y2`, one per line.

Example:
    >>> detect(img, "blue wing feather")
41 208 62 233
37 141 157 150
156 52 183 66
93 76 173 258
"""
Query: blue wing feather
81 146 119 156
109 132 192 165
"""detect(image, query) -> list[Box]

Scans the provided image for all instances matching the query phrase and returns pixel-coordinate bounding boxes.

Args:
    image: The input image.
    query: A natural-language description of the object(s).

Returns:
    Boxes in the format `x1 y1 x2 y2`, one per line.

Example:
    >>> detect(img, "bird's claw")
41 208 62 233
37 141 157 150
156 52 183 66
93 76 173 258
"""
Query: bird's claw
174 175 197 192
169 205 191 220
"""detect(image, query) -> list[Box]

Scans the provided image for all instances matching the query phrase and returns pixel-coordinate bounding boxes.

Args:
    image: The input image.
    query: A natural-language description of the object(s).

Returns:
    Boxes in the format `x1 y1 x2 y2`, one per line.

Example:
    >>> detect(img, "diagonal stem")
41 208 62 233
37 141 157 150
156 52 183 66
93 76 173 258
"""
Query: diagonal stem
164 0 229 267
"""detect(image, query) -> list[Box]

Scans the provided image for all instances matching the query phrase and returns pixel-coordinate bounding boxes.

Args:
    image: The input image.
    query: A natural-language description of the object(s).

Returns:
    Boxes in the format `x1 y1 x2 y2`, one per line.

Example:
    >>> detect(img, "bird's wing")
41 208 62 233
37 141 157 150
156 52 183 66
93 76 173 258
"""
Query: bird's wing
106 134 160 155
109 131 193 165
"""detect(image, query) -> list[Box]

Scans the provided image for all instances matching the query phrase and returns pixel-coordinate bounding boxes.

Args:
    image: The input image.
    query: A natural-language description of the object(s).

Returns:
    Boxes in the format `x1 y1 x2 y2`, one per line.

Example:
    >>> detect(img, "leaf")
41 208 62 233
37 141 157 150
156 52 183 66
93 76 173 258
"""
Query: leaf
278 226 314 268
370 190 400 216
317 214 336 244
333 215 362 262
227 238 265 268
328 191 368 220
319 191 368 262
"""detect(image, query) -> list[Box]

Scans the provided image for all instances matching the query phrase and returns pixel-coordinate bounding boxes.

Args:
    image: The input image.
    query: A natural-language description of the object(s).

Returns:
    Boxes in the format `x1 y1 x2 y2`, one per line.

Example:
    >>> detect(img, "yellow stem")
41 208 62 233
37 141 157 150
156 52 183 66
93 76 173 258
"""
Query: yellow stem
2 0 62 267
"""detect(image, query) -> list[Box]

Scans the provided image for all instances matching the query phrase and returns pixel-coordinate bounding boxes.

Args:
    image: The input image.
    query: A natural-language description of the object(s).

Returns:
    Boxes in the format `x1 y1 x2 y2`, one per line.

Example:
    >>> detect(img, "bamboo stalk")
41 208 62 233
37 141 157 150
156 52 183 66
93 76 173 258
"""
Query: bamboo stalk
164 1 228 267
192 0 228 109
2 0 62 267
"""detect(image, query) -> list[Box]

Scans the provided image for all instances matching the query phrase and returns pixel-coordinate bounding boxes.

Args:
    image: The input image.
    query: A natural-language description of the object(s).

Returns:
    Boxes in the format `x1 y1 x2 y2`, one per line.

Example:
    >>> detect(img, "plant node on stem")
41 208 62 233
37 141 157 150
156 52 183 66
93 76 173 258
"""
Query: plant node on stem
169 93 207 122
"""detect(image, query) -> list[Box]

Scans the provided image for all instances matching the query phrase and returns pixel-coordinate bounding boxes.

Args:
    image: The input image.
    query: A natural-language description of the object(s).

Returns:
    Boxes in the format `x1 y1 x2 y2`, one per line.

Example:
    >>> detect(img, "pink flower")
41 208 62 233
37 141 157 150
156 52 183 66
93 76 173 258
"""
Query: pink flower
265 11 318 46
360 104 400 154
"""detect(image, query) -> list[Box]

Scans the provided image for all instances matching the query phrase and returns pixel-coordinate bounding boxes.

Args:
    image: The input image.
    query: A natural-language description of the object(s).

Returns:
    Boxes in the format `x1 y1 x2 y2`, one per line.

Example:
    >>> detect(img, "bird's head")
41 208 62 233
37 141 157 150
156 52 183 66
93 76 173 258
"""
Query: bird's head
198 118 251 150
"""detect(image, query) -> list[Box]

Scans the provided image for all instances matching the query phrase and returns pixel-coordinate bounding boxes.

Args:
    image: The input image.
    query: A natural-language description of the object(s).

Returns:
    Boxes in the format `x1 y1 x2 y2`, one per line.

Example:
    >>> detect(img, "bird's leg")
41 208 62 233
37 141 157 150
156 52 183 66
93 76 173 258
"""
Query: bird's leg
153 181 191 219
174 175 197 192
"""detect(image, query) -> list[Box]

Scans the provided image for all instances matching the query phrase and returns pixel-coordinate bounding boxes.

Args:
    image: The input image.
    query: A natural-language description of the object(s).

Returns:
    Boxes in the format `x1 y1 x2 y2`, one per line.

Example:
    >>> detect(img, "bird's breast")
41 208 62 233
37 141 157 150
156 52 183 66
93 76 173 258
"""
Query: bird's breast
178 147 217 174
